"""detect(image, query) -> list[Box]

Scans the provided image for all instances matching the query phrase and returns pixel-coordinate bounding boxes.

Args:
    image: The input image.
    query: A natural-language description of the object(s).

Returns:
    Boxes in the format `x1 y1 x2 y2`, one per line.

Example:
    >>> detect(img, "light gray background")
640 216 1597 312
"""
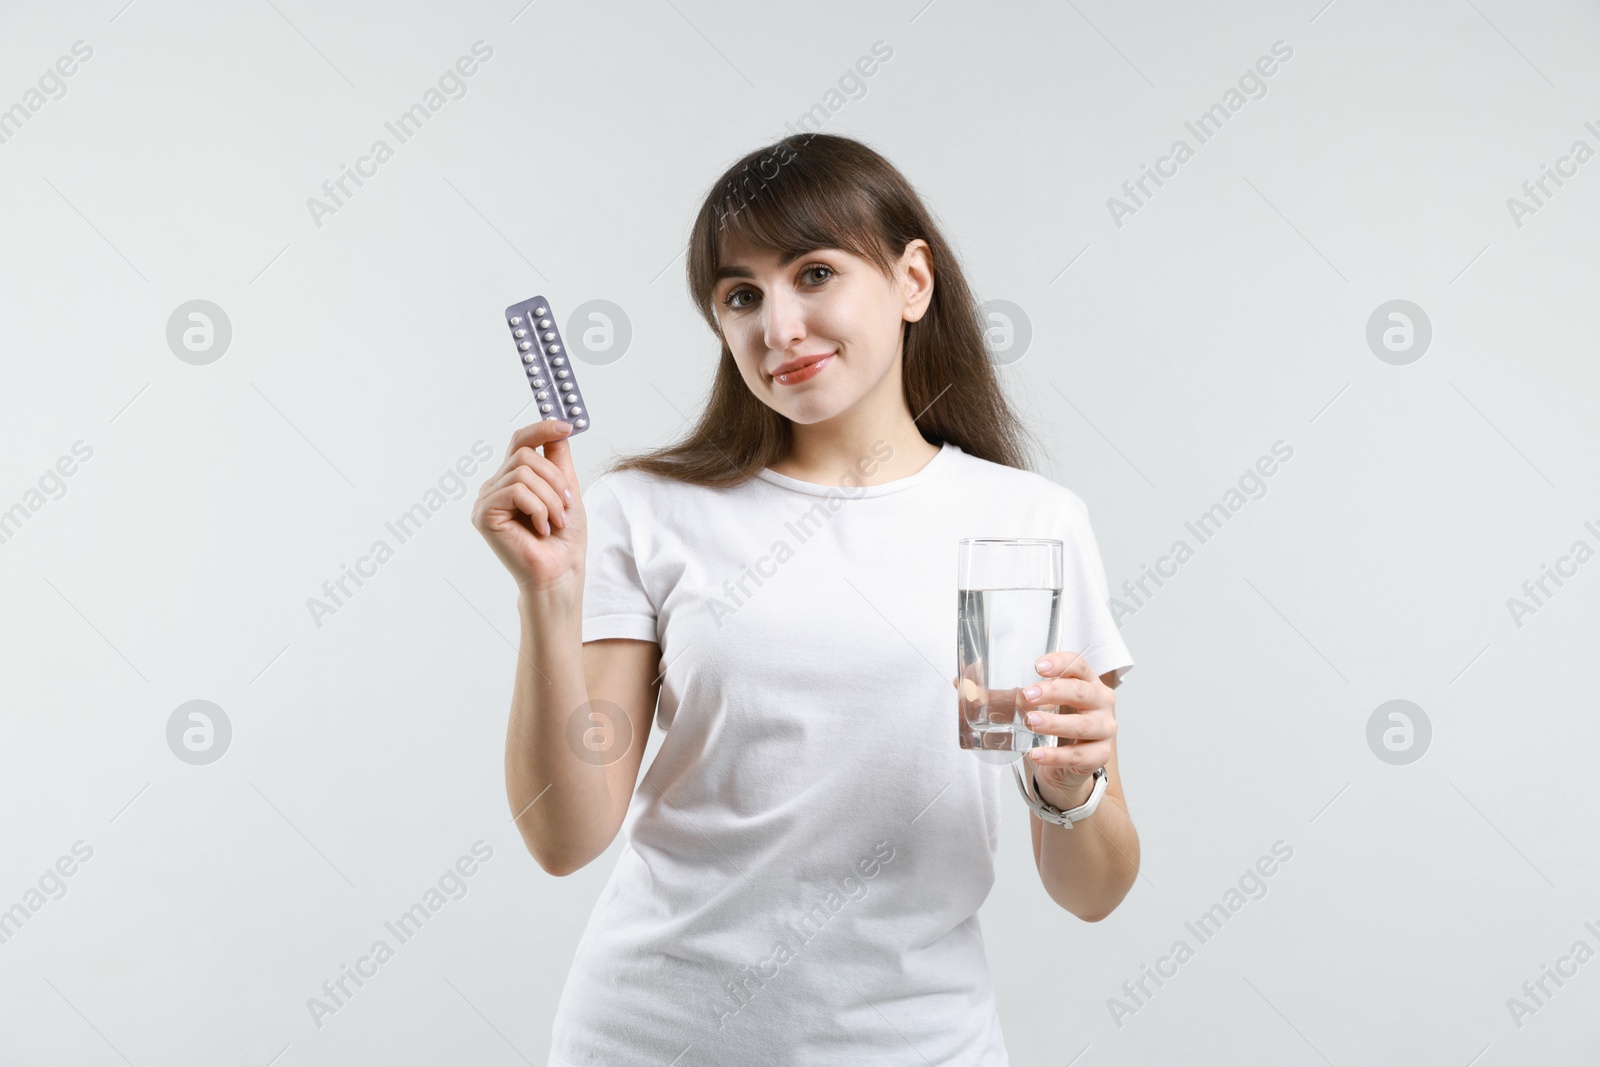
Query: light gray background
2 0 1597 1063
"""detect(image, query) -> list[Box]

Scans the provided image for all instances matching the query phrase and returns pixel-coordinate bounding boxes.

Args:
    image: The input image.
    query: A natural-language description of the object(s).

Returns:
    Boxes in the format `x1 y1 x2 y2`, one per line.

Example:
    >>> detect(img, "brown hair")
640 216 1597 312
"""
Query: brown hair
602 132 1042 487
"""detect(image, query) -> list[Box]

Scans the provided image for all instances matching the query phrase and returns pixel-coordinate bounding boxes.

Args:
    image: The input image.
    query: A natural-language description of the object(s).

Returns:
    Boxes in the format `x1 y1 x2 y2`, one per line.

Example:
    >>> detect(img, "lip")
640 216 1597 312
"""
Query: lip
770 351 836 384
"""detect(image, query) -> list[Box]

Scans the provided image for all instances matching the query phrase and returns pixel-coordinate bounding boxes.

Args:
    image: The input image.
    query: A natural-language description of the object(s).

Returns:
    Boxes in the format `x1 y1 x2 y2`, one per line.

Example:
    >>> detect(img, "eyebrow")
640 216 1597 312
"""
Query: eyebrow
713 248 816 284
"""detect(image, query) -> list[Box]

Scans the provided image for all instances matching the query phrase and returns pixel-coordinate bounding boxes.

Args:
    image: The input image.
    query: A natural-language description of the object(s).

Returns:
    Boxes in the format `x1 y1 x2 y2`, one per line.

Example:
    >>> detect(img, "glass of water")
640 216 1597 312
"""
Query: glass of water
956 538 1063 766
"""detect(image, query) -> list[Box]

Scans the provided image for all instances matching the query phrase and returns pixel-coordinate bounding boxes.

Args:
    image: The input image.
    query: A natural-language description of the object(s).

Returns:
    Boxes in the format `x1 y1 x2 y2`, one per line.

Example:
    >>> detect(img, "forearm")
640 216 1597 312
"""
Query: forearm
505 580 616 875
1034 777 1140 921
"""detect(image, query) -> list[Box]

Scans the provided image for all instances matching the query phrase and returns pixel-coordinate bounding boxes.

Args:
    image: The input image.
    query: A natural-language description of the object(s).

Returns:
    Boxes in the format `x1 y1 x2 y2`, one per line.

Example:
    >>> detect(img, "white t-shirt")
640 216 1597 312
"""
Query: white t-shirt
549 440 1133 1067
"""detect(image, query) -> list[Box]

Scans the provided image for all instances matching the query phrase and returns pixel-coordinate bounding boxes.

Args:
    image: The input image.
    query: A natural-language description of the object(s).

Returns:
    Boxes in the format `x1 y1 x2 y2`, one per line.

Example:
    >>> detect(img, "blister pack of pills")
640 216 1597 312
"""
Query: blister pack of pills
505 295 590 435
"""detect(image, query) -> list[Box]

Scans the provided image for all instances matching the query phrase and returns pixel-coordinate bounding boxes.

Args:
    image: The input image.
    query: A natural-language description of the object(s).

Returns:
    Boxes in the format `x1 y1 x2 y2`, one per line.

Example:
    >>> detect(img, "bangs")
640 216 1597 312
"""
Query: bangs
703 147 896 281
616 131 1036 487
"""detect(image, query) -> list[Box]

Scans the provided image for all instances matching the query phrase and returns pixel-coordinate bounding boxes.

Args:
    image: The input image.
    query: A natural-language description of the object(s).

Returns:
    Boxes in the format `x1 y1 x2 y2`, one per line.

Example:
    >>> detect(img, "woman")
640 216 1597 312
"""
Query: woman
471 133 1138 1066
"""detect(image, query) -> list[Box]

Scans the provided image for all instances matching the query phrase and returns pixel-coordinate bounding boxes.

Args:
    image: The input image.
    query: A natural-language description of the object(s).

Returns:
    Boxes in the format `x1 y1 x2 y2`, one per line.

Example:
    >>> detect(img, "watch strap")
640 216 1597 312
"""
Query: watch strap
1013 762 1107 829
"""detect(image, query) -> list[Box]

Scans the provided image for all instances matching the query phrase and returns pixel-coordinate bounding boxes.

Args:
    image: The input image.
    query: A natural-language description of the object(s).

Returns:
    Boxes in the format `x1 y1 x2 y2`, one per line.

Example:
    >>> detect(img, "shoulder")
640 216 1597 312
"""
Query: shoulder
946 447 1092 522
585 464 744 522
585 465 676 507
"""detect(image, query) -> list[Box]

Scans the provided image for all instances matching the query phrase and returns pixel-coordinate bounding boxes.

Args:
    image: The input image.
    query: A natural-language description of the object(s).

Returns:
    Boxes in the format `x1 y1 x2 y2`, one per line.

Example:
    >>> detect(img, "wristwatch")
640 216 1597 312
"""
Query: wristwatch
1014 763 1107 829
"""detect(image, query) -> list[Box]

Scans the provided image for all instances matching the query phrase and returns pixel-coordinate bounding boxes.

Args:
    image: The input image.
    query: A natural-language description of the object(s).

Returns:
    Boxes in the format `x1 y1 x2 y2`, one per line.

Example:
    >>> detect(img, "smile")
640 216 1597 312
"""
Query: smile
773 353 834 385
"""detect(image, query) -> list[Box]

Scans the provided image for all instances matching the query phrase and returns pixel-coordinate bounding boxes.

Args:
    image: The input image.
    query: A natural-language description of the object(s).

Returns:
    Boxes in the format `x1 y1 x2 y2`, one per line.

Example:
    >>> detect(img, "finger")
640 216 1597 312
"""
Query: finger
1029 739 1110 775
488 466 567 529
1025 708 1116 743
532 450 574 515
502 415 579 467
485 442 558 485
1036 650 1094 682
1024 676 1102 712
485 456 566 516
952 660 985 704
509 483 556 536
540 428 581 510
484 482 554 536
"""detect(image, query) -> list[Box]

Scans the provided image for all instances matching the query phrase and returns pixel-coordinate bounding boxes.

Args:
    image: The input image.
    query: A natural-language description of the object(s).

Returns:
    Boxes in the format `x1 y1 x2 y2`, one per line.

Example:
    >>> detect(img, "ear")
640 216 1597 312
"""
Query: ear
899 239 935 324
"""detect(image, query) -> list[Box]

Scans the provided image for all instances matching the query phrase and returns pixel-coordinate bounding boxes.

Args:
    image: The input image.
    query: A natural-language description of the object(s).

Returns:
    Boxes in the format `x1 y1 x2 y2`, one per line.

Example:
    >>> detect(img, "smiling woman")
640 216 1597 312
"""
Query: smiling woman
474 132 1138 1067
608 133 1038 488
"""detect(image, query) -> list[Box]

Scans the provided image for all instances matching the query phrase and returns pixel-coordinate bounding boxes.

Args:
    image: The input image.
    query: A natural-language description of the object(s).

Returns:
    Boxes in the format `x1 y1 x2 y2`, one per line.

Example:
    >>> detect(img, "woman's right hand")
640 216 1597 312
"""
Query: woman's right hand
471 419 586 595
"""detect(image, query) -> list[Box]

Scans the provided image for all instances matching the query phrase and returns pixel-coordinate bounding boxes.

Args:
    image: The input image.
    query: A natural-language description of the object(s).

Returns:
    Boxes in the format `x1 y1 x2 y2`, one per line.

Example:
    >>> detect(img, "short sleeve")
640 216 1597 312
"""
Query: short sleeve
1058 495 1134 685
581 475 658 644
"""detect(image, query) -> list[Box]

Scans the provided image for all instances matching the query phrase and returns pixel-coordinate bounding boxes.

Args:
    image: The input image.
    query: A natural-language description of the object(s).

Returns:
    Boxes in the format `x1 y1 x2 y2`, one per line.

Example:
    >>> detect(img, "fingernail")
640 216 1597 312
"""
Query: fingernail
1035 658 1051 673
563 488 574 505
557 421 573 432
1030 749 1045 762
1026 712 1042 727
1023 685 1042 700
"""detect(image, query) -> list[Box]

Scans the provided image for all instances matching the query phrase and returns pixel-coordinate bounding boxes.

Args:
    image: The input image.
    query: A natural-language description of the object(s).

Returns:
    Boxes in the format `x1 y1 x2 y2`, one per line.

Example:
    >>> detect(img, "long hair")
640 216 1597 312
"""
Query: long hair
603 132 1042 487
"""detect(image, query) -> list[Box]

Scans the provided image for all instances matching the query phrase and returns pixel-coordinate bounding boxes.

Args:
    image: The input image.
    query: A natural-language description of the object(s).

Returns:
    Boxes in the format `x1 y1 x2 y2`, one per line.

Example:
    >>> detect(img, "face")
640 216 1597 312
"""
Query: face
711 237 932 425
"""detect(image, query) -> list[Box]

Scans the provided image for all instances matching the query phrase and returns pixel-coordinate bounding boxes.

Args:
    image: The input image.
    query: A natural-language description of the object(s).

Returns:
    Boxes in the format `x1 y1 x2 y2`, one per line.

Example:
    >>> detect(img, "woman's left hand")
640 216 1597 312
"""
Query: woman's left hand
1021 650 1116 810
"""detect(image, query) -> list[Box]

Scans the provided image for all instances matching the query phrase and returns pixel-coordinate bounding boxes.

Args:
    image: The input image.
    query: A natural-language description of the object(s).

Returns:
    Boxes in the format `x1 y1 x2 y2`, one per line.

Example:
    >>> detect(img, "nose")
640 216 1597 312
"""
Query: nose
761 286 806 355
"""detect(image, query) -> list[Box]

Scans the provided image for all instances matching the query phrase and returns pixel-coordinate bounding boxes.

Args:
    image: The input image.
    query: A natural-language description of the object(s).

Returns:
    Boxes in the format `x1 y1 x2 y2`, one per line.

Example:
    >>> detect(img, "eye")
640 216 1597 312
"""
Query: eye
718 263 835 311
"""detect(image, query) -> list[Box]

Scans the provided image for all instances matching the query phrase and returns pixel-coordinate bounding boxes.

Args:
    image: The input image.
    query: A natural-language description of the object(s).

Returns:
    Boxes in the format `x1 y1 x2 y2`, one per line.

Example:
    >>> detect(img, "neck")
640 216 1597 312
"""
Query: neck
769 344 942 486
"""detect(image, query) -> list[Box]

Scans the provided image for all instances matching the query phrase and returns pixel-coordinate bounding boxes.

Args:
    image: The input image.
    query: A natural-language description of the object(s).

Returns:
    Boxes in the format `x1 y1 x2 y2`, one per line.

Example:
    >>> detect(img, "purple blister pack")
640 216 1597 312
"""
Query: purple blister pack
505 295 590 435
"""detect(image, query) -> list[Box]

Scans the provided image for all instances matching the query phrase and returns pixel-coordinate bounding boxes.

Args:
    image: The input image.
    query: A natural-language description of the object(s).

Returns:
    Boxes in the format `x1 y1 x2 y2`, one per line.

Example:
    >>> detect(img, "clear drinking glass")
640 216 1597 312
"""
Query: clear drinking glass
956 538 1063 766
